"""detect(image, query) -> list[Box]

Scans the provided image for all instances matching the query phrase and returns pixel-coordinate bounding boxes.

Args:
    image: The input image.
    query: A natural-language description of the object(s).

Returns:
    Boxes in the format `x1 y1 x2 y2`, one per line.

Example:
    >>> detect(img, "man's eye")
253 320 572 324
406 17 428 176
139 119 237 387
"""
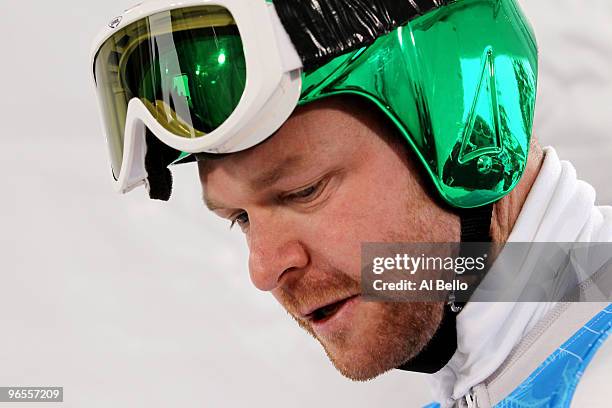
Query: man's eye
286 181 323 202
291 185 317 199
230 212 249 230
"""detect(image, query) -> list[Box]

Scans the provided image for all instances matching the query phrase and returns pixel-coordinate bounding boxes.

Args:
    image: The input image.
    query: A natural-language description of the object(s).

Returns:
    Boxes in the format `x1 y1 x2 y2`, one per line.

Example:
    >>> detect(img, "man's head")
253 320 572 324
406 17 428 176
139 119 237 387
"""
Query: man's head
92 0 541 381
199 96 460 380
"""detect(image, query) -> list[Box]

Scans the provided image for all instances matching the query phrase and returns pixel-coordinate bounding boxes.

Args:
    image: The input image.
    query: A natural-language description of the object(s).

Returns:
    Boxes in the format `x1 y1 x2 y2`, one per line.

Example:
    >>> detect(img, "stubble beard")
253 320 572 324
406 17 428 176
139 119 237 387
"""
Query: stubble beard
277 271 445 381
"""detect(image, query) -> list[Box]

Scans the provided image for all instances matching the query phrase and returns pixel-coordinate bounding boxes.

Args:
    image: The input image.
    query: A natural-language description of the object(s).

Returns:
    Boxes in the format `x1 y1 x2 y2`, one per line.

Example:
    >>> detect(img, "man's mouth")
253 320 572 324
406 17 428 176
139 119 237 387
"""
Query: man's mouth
305 295 359 324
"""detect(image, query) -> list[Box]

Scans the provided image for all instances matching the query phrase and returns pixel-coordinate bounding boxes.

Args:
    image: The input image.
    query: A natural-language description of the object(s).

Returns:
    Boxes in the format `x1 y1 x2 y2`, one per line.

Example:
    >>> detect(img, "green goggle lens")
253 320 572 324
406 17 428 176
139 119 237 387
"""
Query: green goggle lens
94 6 246 179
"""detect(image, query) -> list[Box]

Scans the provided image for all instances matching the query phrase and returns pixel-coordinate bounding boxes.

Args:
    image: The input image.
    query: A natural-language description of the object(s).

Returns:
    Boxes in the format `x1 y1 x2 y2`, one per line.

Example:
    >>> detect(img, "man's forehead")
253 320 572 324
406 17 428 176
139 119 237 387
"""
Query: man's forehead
200 106 343 181
246 154 306 189
199 98 373 208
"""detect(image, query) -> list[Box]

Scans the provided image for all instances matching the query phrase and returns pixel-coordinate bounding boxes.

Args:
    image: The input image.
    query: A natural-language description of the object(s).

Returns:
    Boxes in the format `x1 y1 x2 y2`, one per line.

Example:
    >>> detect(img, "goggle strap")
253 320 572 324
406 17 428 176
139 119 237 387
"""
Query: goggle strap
144 130 181 201
268 4 303 73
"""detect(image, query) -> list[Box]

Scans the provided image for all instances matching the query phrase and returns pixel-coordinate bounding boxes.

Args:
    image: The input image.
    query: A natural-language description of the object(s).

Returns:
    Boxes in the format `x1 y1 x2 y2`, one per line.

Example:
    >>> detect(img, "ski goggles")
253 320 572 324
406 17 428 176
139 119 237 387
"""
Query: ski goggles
91 0 302 193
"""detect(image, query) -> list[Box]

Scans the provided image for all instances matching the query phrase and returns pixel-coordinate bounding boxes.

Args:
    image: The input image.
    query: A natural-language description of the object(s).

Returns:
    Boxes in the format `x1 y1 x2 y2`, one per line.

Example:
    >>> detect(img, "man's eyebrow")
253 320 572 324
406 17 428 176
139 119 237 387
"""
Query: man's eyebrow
202 155 305 211
247 155 303 190
203 195 224 212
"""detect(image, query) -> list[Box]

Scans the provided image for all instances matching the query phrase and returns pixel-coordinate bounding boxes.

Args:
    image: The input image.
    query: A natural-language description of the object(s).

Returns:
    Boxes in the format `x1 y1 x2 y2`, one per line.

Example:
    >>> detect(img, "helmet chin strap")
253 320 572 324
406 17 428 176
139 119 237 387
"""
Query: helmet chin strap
396 204 493 374
458 204 495 243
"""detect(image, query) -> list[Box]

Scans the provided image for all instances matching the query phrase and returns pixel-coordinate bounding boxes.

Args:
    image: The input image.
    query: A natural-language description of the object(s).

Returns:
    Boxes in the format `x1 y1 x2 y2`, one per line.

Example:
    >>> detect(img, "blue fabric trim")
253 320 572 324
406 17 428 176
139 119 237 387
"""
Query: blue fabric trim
495 303 612 408
422 403 441 408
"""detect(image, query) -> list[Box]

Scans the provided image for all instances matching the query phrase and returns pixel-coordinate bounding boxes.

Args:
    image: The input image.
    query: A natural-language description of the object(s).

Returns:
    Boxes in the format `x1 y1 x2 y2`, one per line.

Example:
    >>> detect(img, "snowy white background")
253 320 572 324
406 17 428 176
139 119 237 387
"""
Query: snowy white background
0 0 610 407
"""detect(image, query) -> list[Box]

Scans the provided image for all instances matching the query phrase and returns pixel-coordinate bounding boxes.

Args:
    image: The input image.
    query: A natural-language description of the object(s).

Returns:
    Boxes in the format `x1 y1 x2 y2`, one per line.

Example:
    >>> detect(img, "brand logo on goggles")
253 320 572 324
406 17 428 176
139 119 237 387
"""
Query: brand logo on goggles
109 16 123 29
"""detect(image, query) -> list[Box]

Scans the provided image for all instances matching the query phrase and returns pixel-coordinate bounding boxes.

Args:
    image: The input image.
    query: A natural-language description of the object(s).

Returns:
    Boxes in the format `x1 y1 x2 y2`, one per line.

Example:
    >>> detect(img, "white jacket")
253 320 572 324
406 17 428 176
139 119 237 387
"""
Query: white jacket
428 147 612 408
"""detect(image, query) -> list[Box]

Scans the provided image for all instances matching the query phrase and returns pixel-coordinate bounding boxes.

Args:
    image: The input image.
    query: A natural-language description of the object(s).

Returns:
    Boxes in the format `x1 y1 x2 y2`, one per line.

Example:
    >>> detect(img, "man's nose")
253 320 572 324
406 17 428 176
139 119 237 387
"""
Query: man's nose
247 214 309 292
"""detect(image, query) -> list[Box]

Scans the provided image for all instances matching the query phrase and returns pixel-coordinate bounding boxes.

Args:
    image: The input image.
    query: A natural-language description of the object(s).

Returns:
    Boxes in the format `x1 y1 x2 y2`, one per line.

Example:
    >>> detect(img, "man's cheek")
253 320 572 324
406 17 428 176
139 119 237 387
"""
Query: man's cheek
308 212 362 272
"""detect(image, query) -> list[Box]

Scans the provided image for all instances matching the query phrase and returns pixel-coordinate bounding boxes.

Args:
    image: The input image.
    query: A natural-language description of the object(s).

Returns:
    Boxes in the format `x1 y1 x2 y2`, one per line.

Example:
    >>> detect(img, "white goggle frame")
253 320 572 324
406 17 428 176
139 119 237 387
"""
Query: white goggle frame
90 0 303 193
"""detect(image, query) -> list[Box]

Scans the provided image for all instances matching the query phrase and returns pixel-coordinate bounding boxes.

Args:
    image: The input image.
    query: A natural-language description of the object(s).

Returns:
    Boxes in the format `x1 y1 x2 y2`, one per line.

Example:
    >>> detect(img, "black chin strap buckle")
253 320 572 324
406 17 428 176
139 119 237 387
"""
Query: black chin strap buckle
447 292 463 313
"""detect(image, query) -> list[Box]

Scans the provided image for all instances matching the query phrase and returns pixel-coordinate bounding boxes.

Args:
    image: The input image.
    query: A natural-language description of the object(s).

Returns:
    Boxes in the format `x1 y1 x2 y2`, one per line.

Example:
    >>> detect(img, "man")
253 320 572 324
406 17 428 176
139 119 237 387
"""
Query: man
197 93 544 377
198 95 612 408
91 0 611 406
199 96 468 381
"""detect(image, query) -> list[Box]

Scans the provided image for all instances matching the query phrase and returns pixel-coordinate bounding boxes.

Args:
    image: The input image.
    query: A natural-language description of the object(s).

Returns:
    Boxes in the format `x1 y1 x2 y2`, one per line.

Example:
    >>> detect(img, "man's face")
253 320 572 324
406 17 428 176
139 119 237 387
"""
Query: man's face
199 97 459 380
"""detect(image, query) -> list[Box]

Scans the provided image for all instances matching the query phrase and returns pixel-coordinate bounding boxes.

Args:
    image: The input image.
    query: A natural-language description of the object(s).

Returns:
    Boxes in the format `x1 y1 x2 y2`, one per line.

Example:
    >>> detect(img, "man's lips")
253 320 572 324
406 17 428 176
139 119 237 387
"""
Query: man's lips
301 294 360 322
